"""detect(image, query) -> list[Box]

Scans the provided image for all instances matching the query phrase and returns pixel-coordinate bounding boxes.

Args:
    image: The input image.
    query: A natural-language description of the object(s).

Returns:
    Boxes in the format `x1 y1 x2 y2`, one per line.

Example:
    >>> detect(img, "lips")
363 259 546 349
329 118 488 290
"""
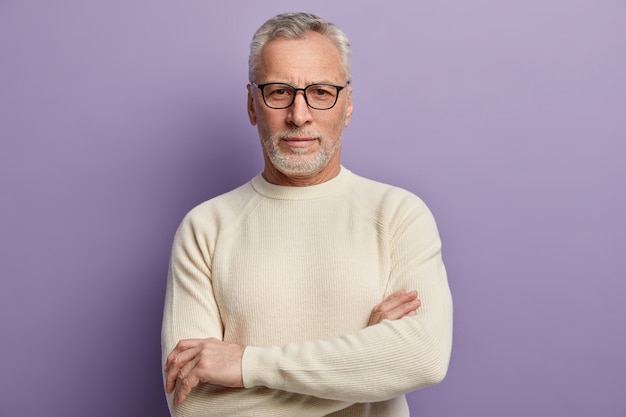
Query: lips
282 137 318 148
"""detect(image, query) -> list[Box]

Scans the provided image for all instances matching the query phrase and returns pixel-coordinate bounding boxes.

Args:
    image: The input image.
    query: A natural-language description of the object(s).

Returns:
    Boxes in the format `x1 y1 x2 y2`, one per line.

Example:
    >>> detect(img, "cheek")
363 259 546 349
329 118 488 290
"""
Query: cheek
255 114 280 141
328 102 350 129
256 108 284 132
329 112 349 135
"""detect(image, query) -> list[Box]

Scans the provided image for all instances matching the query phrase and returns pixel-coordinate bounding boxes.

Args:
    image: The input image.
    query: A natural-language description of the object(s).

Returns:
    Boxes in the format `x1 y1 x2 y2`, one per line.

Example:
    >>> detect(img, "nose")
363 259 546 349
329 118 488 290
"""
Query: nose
286 91 313 127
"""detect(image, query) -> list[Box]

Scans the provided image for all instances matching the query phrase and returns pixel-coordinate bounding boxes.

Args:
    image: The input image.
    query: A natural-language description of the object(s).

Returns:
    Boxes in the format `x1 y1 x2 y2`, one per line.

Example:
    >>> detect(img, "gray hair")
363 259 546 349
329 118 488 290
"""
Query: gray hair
248 12 352 83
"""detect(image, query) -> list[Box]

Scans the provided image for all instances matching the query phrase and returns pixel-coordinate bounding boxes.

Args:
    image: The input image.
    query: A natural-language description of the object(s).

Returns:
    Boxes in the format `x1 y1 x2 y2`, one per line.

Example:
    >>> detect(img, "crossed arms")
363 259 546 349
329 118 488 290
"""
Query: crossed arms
165 290 422 405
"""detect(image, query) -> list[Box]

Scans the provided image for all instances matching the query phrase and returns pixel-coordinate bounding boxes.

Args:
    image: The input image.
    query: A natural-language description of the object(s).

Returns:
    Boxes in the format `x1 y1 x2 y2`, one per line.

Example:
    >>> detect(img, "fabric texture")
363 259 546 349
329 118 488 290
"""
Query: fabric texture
161 167 453 417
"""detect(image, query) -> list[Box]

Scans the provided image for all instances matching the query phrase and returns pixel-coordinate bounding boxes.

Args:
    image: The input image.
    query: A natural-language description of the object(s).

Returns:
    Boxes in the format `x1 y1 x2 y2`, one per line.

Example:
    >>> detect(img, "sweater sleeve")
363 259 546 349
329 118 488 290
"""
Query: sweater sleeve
161 212 224 413
241 196 453 402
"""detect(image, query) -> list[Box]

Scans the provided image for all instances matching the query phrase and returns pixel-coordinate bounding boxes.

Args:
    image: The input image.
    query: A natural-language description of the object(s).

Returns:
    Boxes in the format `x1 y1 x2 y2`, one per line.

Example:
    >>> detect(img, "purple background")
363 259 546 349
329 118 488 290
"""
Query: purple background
1 1 625 416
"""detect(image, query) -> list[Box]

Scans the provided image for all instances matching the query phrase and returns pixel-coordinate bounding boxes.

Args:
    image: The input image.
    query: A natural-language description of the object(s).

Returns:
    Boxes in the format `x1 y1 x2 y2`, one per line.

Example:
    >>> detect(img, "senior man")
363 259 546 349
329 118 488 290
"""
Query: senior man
162 12 453 417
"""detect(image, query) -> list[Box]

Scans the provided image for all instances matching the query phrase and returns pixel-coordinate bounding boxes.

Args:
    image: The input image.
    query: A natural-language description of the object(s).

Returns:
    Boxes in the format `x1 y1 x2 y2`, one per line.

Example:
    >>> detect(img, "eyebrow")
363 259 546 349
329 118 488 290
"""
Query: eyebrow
263 80 344 86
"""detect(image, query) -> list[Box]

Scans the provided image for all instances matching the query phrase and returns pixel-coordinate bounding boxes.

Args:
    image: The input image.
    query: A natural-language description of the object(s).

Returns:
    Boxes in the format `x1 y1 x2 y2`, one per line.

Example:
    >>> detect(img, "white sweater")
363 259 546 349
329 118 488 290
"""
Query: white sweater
161 167 453 417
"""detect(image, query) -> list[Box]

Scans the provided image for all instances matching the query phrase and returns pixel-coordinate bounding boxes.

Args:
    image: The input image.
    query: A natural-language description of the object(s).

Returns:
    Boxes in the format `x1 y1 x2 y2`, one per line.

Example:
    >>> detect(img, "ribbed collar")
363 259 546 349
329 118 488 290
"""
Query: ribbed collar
250 166 352 200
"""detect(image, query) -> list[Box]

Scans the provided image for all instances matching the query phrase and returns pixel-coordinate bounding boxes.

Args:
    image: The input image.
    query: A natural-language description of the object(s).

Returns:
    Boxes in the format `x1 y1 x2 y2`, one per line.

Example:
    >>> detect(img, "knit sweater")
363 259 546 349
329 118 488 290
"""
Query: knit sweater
161 167 453 417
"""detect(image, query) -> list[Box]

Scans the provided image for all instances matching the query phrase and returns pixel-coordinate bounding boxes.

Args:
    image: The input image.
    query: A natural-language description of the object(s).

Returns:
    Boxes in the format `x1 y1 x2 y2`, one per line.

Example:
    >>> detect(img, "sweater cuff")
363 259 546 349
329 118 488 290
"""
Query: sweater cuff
242 345 284 389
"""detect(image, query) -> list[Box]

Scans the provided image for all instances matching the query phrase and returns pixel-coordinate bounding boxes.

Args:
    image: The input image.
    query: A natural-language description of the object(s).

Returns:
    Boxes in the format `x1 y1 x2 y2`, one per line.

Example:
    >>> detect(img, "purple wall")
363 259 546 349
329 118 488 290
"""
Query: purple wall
1 1 624 416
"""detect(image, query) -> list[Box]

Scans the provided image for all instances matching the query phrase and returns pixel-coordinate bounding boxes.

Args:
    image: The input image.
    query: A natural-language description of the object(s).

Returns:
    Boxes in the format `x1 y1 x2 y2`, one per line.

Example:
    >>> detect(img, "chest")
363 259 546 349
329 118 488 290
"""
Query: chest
210 201 393 344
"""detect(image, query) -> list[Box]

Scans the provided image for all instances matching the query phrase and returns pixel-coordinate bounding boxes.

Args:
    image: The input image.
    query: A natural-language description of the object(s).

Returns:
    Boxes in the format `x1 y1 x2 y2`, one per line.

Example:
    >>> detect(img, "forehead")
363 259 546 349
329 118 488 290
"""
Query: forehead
256 32 345 84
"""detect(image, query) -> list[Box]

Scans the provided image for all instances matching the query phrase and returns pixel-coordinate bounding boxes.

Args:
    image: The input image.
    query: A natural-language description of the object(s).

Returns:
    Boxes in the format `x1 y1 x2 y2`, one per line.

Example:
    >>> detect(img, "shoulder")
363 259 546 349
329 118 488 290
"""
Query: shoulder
346 171 431 218
177 180 259 236
345 171 442 245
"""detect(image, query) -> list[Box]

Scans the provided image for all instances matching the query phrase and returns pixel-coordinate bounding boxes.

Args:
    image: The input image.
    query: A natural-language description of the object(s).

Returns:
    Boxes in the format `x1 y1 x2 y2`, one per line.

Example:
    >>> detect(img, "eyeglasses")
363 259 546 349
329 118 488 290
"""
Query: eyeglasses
251 82 349 110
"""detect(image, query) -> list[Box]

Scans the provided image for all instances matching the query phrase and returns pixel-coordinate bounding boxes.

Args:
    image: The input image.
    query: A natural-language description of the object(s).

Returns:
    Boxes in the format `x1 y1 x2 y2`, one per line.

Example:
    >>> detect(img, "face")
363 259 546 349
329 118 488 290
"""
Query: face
247 32 353 186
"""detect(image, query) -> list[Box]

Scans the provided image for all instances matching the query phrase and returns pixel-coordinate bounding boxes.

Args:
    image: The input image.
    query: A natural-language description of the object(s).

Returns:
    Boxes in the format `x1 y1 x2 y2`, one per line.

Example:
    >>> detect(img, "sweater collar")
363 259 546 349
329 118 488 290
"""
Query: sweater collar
250 166 351 200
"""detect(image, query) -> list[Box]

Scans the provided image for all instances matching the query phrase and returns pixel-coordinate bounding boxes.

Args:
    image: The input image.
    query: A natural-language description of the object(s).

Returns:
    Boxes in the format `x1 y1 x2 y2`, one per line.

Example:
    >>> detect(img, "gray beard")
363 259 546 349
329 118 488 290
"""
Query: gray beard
262 130 341 177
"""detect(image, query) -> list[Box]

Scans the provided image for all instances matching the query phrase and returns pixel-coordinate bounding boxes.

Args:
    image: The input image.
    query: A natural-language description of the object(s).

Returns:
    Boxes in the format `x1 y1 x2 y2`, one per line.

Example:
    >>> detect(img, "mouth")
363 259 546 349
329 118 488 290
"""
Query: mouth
282 137 318 148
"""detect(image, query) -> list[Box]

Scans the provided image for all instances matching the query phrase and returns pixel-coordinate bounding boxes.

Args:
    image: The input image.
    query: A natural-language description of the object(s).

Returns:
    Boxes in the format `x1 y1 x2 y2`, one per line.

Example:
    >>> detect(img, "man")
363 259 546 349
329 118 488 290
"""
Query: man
162 12 453 417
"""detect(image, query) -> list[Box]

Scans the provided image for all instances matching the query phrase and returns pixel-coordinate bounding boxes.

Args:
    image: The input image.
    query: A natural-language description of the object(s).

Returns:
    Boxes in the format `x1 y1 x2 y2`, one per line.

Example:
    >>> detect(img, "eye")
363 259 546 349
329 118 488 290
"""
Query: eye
308 85 337 99
265 85 293 97
312 88 329 96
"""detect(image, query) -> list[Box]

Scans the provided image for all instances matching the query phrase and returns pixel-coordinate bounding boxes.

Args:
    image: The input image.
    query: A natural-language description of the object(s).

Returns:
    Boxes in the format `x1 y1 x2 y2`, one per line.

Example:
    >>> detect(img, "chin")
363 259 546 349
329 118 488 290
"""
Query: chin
271 154 328 177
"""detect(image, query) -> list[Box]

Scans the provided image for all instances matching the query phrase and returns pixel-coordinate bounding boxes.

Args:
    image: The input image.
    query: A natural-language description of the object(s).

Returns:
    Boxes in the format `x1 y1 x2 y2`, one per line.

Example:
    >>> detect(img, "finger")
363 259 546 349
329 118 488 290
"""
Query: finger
165 346 202 393
367 290 420 326
165 339 202 372
386 297 421 320
386 289 409 301
376 294 420 321
166 347 199 393
376 290 418 312
174 357 201 406
373 290 407 312
386 289 417 303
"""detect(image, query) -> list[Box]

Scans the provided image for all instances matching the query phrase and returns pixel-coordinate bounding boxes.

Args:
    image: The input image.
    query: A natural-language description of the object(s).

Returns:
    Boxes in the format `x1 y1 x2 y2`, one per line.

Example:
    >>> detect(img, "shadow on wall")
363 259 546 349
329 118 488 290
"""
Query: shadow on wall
126 108 262 415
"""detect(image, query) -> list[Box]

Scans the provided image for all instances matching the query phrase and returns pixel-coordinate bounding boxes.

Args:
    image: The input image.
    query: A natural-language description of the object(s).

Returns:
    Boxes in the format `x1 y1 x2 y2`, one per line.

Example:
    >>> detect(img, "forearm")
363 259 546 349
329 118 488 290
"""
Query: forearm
243 309 452 402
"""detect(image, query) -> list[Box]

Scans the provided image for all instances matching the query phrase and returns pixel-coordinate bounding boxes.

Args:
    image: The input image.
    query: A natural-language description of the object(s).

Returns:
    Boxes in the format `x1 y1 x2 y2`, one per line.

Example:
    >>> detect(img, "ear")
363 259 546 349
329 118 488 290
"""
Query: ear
247 84 257 126
343 85 353 128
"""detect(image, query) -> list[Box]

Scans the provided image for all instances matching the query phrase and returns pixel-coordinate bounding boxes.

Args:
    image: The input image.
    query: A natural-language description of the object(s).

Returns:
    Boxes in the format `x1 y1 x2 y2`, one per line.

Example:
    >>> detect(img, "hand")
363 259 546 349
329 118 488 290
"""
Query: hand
368 289 421 326
164 338 245 406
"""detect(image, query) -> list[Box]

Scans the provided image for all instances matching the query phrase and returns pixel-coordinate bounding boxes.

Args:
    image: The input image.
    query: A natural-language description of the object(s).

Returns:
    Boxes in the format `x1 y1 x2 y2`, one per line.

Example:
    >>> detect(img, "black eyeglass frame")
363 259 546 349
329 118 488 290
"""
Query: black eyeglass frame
251 82 350 110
